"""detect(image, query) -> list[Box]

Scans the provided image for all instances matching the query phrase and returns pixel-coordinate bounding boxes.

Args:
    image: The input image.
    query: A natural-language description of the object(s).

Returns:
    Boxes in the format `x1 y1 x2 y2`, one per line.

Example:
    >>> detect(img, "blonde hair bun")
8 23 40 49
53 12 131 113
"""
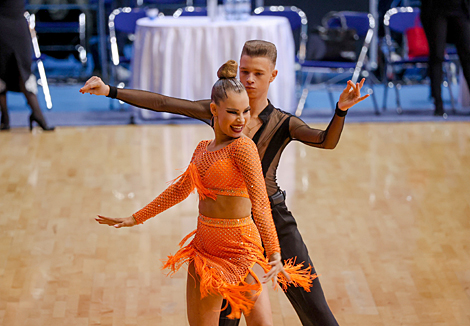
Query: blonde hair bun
217 60 238 79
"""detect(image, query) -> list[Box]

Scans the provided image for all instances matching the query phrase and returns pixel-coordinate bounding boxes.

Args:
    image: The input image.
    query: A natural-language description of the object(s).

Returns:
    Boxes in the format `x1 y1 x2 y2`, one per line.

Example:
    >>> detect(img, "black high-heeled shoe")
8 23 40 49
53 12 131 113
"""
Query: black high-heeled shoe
0 115 9 131
29 113 55 131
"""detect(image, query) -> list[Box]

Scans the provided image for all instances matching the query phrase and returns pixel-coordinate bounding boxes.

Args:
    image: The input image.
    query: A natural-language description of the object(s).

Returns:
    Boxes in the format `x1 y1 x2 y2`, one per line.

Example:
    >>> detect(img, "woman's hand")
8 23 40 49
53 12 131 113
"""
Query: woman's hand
337 78 370 111
79 76 110 96
263 252 292 288
95 215 137 228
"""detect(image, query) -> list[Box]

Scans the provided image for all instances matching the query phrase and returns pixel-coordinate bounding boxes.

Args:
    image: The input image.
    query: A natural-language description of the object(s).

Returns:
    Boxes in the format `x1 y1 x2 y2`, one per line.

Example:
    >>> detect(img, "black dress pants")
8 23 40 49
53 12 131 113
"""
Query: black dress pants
218 198 339 326
420 11 470 109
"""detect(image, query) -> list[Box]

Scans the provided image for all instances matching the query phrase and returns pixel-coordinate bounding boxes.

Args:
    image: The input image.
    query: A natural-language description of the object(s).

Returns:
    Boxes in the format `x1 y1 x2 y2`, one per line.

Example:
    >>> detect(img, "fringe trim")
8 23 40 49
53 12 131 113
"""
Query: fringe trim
169 163 217 201
276 258 317 292
163 245 260 319
161 231 317 319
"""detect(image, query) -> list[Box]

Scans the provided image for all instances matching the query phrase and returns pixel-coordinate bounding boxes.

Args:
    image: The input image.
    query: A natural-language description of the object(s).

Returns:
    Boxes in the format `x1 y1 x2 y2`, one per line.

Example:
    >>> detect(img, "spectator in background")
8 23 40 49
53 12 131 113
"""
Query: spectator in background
420 0 470 116
0 0 54 131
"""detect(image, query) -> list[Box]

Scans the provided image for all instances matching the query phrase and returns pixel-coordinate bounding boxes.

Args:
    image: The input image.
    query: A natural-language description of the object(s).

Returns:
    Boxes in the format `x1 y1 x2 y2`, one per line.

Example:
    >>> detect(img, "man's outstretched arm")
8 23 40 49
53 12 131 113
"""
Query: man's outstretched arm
289 79 369 149
289 107 346 149
79 76 213 125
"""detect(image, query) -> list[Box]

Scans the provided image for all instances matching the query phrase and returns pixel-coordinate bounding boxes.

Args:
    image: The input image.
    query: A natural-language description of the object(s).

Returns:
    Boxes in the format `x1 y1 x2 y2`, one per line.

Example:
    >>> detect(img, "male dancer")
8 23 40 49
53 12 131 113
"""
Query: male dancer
80 40 369 326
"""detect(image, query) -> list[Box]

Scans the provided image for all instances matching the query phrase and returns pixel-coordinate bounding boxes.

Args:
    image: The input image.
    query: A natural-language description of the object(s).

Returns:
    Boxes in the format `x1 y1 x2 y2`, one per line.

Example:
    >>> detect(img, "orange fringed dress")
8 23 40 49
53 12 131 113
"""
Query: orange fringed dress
133 137 314 318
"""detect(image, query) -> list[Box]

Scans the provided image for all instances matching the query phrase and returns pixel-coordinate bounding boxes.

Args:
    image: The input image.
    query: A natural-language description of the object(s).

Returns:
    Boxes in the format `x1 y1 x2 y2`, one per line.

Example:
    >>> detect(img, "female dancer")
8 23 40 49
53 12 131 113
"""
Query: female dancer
93 60 313 326
80 40 368 326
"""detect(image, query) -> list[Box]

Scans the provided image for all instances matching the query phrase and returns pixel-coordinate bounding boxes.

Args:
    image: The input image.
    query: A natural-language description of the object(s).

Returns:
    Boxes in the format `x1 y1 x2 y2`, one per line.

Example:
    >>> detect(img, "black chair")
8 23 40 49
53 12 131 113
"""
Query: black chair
253 6 308 66
25 7 88 76
297 11 379 116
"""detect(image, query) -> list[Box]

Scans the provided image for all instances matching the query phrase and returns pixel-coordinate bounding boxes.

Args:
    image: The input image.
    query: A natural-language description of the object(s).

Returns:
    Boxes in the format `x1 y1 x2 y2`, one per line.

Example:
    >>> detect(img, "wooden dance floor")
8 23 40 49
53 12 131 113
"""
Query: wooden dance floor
1 122 469 326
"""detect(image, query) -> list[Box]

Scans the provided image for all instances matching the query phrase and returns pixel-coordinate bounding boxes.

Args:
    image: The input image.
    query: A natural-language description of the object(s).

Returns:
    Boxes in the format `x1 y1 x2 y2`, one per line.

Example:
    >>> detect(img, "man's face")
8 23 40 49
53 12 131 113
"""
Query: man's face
239 55 277 101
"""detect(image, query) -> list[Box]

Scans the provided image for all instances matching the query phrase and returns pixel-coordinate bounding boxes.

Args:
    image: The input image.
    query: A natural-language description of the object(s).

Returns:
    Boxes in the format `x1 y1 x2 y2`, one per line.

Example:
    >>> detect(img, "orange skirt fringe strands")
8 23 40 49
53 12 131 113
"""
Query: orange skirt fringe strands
162 214 316 319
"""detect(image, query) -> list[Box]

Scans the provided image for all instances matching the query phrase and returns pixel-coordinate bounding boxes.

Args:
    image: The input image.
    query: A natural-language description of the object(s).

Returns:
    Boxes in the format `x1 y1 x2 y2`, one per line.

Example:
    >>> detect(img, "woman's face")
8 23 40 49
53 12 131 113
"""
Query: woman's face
212 90 251 139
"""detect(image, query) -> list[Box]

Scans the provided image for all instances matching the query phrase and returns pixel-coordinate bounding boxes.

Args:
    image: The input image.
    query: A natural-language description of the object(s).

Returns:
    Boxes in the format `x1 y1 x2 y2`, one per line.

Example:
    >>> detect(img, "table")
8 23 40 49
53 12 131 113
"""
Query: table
459 70 470 108
131 16 296 119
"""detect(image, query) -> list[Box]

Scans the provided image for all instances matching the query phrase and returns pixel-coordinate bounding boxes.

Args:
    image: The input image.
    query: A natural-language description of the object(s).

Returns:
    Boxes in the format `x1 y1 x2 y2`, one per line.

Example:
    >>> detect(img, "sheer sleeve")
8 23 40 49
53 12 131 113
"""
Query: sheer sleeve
289 105 348 149
132 146 202 224
114 88 213 125
232 137 280 257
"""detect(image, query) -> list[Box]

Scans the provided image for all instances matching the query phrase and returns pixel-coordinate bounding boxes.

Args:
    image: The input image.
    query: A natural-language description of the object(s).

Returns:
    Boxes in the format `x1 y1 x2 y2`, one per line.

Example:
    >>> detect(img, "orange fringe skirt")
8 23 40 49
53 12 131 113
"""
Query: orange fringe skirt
162 214 315 319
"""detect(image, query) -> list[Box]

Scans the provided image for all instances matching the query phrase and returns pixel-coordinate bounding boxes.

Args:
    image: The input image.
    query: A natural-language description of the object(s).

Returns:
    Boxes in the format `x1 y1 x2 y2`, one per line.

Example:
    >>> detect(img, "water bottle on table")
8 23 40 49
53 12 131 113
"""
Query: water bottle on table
239 0 251 21
207 0 218 21
224 0 235 21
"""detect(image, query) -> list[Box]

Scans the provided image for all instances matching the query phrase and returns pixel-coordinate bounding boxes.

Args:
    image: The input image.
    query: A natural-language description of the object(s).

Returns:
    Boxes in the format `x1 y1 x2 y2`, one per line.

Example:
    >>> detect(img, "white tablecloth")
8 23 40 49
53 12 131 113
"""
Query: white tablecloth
131 16 296 119
459 70 470 107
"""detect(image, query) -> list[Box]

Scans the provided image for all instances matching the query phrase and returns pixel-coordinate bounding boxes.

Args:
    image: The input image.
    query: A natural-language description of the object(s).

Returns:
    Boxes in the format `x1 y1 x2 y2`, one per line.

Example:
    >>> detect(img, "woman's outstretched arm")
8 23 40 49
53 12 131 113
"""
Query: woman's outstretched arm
95 168 196 227
95 143 203 228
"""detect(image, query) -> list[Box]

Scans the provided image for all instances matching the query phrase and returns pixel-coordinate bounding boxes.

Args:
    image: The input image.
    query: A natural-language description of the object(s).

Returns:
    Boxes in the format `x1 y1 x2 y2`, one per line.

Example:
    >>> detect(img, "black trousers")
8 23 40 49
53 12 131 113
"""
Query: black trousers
218 196 339 326
420 10 470 109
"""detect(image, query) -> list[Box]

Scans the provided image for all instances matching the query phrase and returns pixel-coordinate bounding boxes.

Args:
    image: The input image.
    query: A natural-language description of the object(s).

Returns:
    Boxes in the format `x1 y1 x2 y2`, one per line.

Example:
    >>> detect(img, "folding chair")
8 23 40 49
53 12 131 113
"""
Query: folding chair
296 11 379 116
108 7 148 109
253 6 308 66
24 11 52 110
25 6 88 78
382 7 456 113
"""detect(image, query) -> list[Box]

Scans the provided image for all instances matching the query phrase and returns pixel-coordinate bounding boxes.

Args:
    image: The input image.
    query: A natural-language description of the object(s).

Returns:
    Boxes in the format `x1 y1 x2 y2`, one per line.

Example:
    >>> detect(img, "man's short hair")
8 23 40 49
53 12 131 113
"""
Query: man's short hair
241 40 277 66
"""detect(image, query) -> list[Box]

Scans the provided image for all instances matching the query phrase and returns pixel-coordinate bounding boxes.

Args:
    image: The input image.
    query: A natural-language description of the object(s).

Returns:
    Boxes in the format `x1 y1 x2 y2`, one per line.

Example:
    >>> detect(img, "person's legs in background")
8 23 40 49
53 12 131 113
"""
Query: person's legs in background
18 76 54 131
0 91 9 130
23 91 54 131
450 13 470 108
421 13 448 116
0 86 54 131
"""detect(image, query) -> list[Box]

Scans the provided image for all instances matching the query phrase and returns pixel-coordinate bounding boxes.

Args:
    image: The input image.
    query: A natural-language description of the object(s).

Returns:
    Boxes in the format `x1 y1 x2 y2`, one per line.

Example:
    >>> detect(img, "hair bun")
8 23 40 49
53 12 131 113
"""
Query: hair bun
217 60 238 79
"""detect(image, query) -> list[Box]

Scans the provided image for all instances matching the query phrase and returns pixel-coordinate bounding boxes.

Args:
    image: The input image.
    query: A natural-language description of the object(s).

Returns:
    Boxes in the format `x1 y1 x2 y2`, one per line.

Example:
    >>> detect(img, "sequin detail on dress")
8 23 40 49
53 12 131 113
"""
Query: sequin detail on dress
132 137 315 318
162 214 315 319
133 137 280 257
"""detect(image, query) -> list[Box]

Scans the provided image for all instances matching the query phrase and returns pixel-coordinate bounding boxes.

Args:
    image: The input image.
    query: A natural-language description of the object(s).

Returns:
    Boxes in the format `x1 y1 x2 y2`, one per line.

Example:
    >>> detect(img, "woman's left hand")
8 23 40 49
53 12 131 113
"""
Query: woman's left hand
95 215 137 228
263 252 292 289
338 78 370 111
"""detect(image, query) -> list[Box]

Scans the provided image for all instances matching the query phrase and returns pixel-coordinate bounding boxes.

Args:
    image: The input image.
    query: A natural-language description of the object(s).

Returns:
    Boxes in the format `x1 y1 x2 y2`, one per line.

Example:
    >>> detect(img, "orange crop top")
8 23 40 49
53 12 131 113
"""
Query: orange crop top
133 136 281 257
